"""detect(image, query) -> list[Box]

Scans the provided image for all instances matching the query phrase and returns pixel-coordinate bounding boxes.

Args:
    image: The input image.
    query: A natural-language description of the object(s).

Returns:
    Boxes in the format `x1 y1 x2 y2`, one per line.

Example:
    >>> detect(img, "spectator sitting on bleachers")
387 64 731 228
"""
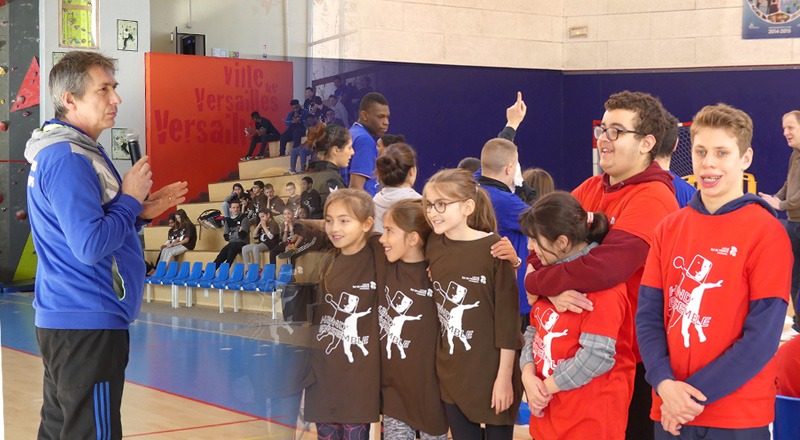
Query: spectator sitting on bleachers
242 209 281 267
325 108 344 127
222 183 246 218
306 124 353 207
287 115 323 174
333 75 351 116
328 94 349 127
214 200 251 266
372 143 421 233
280 99 310 156
377 133 405 156
242 111 281 161
164 208 197 261
149 213 178 275
250 180 270 214
457 157 482 174
239 192 257 220
303 87 316 112
523 167 555 199
278 205 327 260
264 183 286 217
311 96 331 121
285 181 301 214
270 208 307 265
300 176 323 220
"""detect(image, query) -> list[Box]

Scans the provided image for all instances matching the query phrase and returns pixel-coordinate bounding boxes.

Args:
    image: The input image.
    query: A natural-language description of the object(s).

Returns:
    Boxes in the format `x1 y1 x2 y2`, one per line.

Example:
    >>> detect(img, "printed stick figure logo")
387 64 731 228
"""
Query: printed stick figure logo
379 287 422 360
316 292 372 363
533 307 568 377
434 281 479 354
669 254 722 348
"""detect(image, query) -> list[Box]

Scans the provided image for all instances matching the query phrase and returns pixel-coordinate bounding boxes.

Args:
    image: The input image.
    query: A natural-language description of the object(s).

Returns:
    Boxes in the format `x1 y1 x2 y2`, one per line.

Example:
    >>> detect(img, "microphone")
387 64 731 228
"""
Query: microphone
124 129 142 166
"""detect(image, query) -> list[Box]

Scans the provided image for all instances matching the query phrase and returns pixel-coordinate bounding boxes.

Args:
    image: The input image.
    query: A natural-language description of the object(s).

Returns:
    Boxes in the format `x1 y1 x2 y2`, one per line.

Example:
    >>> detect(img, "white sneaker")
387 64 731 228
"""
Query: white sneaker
781 327 800 342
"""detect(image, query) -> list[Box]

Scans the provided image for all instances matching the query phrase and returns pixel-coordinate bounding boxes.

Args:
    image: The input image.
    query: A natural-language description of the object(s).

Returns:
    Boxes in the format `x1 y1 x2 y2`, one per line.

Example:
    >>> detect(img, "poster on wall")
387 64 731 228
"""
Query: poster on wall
743 0 800 38
59 0 98 49
145 53 293 215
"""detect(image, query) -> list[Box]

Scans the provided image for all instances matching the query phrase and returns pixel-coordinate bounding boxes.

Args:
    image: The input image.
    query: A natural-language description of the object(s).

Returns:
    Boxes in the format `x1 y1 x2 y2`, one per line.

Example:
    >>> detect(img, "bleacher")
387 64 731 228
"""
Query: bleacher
142 139 326 315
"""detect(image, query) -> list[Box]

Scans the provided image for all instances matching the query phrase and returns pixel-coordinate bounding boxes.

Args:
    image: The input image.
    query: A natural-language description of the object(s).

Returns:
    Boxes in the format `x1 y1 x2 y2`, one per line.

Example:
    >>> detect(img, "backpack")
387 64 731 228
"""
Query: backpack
197 209 223 239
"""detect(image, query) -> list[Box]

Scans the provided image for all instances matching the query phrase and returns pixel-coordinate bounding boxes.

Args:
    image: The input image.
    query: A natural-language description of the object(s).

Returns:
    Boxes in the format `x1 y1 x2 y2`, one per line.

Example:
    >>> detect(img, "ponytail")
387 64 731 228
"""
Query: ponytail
423 168 497 234
310 123 351 160
384 199 432 244
586 211 610 244
519 191 609 248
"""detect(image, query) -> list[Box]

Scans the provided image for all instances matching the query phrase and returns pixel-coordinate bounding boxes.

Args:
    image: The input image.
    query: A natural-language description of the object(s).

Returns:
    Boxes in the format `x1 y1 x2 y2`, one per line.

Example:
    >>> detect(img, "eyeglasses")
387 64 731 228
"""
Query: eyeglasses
423 200 464 213
593 125 645 141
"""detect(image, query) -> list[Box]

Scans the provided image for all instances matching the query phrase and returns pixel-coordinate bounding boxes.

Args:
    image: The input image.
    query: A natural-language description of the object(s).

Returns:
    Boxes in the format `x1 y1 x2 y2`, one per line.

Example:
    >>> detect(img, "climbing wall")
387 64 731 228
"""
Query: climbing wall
0 0 39 283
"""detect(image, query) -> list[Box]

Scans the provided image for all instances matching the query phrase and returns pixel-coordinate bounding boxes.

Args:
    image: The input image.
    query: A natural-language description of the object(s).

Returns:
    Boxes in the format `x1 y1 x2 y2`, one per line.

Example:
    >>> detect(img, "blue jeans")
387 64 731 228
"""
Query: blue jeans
654 423 769 439
782 219 800 331
290 146 312 172
280 124 305 156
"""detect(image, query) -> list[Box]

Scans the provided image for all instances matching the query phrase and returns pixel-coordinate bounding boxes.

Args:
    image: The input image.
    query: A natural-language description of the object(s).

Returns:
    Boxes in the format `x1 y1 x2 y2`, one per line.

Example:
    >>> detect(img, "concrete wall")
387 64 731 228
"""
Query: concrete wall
349 0 800 70
563 0 800 70
150 0 310 101
40 0 151 176
351 0 564 69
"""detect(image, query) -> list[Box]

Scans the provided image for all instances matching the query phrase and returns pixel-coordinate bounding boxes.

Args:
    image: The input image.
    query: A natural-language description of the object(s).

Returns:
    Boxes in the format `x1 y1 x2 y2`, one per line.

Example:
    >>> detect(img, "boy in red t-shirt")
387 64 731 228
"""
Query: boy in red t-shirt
637 104 792 439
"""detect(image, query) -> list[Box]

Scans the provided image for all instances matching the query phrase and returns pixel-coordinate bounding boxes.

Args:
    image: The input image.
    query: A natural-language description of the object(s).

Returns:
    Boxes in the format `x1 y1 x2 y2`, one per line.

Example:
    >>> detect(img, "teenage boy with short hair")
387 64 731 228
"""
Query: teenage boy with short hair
524 90 679 440
636 103 792 439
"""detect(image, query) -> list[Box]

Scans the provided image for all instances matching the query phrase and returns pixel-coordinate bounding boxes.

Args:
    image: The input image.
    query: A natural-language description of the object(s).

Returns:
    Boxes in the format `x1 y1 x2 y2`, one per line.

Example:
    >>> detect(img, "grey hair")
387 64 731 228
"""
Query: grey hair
49 52 117 119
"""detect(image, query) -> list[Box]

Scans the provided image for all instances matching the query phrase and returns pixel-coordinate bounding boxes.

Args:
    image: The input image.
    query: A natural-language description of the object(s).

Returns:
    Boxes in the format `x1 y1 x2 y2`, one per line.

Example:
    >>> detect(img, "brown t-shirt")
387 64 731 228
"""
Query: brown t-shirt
268 195 286 216
379 260 448 435
305 236 382 424
426 232 523 426
251 193 269 213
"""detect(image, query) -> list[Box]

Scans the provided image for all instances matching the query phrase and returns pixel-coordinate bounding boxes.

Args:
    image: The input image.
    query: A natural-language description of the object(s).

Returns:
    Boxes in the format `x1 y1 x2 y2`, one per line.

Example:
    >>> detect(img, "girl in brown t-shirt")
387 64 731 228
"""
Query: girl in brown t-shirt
422 169 523 440
305 189 381 440
378 200 448 440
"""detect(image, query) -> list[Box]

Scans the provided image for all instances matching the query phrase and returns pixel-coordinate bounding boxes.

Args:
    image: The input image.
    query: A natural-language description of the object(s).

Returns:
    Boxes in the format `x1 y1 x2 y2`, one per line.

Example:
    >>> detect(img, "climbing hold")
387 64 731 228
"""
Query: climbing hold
0 194 3 203
23 111 30 116
0 67 6 75
15 210 27 220
0 99 5 104
0 121 7 131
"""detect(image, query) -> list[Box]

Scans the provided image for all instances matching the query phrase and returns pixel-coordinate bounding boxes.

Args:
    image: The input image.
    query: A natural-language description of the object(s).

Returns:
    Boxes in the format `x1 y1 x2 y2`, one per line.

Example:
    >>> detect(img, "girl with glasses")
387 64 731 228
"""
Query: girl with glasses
422 168 523 440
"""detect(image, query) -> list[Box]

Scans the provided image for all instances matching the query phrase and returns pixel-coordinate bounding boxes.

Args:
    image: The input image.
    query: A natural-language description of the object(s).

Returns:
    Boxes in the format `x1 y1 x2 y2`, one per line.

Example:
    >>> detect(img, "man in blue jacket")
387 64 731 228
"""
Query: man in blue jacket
25 51 187 440
280 99 310 156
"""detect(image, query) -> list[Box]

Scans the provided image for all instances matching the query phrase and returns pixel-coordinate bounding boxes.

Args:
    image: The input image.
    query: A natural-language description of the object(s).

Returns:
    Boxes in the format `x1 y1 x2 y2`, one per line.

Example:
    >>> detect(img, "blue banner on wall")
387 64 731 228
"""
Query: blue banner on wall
743 0 800 39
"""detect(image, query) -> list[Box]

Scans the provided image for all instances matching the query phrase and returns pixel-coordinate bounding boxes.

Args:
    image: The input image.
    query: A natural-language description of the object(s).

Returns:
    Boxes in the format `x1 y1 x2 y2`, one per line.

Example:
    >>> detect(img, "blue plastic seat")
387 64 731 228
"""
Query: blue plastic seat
160 261 190 285
221 264 260 313
196 263 230 289
212 263 244 289
262 264 293 292
144 261 167 302
774 395 800 440
183 262 216 308
239 264 276 291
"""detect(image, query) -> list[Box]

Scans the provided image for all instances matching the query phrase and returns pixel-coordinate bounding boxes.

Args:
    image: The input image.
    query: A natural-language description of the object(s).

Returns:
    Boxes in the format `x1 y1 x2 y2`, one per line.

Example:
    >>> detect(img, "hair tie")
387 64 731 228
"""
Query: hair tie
587 212 594 224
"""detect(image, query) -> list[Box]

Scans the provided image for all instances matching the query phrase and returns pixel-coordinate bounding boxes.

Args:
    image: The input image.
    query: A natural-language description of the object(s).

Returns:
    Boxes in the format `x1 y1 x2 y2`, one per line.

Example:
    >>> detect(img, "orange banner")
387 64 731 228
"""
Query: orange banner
145 53 293 215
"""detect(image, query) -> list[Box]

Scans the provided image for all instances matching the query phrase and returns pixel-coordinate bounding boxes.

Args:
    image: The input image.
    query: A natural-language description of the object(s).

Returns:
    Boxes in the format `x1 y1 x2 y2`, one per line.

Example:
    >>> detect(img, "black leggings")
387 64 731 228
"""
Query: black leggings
214 242 245 265
444 403 513 440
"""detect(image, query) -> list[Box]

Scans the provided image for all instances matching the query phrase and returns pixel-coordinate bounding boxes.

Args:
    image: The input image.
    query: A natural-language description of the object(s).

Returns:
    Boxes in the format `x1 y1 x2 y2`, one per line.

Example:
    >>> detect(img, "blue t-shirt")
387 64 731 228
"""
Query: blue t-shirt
669 171 697 209
349 123 379 196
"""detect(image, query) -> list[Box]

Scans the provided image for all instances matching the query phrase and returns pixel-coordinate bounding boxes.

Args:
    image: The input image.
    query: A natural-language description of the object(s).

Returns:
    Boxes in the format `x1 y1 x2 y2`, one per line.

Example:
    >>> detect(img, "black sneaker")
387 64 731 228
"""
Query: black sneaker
254 155 263 160
278 248 296 259
241 156 251 161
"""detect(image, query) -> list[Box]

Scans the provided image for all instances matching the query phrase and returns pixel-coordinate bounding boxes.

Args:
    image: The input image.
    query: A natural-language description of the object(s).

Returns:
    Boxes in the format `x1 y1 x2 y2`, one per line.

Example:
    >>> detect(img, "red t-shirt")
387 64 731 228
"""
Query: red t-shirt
572 175 678 361
641 203 792 428
775 336 800 398
528 285 635 440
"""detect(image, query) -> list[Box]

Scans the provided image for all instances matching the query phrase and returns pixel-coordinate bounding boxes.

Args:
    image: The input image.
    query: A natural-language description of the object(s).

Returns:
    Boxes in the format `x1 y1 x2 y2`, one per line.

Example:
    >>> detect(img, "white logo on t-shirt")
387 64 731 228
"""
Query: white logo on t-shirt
379 287 421 360
317 292 371 363
668 254 722 348
434 281 479 354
